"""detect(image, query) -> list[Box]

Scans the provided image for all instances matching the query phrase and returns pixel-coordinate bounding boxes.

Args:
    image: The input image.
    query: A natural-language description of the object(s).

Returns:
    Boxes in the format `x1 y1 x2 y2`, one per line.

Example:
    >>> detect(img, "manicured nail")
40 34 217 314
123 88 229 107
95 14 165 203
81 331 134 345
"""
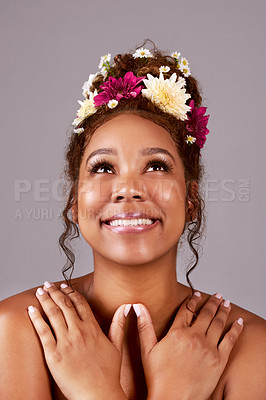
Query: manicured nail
237 317 243 325
37 287 45 295
215 292 222 299
60 283 68 289
133 304 141 317
194 291 201 297
28 306 35 314
124 304 131 317
223 299 230 308
44 281 53 288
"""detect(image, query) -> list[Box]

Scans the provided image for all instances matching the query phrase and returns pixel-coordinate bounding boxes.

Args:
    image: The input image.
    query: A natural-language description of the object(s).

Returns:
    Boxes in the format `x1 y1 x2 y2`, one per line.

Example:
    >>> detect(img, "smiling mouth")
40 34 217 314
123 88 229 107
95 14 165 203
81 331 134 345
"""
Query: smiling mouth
103 218 158 227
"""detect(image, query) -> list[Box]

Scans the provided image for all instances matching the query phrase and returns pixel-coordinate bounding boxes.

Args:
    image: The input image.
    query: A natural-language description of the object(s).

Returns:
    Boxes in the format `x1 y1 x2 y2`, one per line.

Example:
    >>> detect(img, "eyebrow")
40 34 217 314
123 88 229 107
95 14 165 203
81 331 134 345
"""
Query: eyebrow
85 147 176 167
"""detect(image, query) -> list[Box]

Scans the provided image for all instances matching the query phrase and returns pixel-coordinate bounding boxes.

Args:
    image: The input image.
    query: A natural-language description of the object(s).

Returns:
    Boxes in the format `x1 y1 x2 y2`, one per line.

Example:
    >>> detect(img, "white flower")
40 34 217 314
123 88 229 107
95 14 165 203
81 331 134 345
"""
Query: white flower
178 76 186 87
98 53 111 69
142 72 191 120
159 66 170 73
133 47 153 58
72 89 98 126
178 57 191 77
82 73 97 97
108 99 119 109
185 135 196 144
171 51 181 60
180 57 189 67
73 127 84 135
101 66 108 78
180 66 191 77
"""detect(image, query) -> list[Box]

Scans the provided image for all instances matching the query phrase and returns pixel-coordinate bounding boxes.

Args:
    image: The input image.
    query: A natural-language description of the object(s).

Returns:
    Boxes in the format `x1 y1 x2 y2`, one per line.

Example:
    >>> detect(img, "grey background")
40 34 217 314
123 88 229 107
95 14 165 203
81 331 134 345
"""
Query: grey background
1 0 265 318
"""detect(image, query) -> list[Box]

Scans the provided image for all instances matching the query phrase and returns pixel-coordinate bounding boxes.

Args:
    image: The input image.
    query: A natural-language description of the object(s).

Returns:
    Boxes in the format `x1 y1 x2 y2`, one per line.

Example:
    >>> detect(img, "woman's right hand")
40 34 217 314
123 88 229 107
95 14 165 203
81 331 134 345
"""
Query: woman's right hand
133 292 244 400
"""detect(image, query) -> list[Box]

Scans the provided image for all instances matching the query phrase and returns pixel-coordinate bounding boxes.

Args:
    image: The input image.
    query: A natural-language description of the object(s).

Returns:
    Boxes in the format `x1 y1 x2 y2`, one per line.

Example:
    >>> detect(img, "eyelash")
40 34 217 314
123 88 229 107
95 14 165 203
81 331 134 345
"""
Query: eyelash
87 157 174 174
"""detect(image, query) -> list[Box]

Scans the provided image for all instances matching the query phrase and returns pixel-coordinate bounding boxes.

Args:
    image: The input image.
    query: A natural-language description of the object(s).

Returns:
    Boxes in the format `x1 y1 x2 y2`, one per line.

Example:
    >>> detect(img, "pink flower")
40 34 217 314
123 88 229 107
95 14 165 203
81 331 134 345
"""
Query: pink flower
93 71 145 107
186 100 210 149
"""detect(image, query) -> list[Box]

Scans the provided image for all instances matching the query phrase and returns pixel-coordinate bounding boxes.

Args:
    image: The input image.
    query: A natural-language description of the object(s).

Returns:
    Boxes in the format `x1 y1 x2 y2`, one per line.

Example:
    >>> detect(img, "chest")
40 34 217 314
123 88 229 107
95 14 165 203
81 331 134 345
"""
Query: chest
51 343 225 400
51 349 147 400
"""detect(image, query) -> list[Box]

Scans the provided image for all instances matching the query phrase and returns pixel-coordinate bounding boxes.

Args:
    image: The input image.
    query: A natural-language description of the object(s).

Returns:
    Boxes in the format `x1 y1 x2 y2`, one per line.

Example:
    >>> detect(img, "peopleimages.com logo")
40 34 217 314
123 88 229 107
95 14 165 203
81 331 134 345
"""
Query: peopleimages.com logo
13 178 250 221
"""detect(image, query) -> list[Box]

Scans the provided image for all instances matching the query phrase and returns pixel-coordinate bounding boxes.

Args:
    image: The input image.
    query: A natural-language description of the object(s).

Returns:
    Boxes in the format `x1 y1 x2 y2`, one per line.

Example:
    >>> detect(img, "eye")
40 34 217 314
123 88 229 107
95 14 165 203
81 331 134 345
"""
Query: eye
87 156 174 175
87 159 114 174
145 158 173 173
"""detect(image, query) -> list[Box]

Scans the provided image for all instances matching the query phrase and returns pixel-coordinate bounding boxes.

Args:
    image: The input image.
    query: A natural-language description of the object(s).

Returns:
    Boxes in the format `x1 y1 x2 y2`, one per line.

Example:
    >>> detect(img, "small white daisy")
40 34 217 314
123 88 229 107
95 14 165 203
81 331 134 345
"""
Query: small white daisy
180 66 191 77
108 99 119 109
159 66 170 73
171 51 181 60
185 135 196 144
98 53 111 69
73 127 84 135
180 57 189 67
133 47 153 58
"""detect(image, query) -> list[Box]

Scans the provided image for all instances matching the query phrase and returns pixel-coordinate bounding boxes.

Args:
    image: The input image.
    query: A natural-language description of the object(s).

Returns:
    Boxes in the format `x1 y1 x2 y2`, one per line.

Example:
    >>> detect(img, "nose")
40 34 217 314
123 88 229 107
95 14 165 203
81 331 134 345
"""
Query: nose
111 177 147 203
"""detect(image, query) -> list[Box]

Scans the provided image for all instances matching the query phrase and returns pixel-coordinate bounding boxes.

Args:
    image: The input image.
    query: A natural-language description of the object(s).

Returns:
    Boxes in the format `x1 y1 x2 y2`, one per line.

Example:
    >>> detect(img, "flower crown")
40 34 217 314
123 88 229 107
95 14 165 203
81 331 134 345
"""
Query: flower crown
72 48 210 150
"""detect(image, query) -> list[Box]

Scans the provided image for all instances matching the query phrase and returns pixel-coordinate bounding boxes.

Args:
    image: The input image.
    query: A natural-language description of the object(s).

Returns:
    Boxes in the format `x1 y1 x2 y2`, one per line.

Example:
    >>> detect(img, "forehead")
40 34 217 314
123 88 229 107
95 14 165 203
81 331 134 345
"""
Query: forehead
85 113 178 155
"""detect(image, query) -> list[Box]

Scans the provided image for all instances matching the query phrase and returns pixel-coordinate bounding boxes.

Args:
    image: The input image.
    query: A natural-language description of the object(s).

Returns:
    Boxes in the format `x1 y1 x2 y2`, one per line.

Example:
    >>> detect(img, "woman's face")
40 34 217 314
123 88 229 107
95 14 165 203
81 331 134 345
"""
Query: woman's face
76 113 187 265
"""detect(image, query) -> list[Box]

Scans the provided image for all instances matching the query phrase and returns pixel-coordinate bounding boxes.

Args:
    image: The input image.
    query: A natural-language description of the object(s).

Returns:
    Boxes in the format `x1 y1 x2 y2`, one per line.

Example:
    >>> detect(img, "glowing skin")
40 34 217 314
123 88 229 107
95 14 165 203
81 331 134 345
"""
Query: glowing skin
74 113 194 340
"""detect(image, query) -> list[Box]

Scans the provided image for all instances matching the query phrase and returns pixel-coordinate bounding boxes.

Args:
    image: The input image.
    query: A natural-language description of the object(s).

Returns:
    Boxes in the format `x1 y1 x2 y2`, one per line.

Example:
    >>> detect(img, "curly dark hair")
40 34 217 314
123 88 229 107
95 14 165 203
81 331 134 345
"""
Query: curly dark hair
58 39 206 296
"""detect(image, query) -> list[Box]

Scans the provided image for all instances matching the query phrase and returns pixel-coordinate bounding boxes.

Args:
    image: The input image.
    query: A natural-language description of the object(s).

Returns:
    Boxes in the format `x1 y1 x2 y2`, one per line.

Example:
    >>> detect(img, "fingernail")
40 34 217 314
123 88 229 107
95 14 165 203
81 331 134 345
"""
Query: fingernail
124 304 131 317
28 305 35 314
237 317 243 326
44 281 53 288
223 300 230 308
37 287 45 295
194 291 201 297
215 292 222 299
60 283 68 289
133 304 141 317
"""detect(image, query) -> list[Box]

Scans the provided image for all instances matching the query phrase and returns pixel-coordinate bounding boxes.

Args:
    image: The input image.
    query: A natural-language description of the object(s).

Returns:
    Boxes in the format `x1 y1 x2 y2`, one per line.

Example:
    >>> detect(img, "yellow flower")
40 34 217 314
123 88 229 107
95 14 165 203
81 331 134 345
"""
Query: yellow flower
142 73 191 120
73 90 98 126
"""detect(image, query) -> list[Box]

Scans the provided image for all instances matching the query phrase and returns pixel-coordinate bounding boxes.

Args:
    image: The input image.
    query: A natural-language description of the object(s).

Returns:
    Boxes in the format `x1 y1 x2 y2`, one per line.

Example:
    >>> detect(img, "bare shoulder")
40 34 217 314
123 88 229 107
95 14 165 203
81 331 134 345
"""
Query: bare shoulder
0 288 48 398
0 283 57 399
198 291 266 400
0 277 82 400
222 302 266 400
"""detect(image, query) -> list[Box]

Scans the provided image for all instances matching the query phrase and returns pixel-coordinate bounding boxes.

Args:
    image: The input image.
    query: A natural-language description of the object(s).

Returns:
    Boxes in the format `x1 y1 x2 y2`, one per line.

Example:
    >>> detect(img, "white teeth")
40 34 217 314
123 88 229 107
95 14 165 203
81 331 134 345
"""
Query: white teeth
108 218 154 227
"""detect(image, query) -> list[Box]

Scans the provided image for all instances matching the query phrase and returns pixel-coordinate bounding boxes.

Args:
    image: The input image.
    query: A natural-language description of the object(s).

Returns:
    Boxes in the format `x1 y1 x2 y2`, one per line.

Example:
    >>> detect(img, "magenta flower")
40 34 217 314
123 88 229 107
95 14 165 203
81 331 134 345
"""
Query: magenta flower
186 100 210 149
93 71 145 107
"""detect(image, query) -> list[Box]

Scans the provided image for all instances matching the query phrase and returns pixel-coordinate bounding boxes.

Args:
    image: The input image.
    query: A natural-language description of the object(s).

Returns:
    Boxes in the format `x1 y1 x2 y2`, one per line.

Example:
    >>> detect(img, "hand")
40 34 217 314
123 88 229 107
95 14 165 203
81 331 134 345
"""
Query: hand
27 282 129 400
133 292 244 400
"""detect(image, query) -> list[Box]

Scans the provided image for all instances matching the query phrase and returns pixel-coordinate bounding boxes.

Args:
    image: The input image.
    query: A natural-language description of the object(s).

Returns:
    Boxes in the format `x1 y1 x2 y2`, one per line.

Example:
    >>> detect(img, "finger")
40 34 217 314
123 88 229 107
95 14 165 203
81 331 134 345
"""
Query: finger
206 299 232 346
108 304 131 356
218 318 244 362
36 286 67 338
171 291 202 330
193 292 224 333
59 283 98 328
27 305 57 356
42 281 81 330
133 303 158 357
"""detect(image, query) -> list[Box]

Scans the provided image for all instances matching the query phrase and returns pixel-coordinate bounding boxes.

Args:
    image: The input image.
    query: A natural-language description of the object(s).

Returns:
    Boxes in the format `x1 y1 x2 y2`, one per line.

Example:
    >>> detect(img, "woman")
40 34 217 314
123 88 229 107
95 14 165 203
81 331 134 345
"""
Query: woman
0 41 265 400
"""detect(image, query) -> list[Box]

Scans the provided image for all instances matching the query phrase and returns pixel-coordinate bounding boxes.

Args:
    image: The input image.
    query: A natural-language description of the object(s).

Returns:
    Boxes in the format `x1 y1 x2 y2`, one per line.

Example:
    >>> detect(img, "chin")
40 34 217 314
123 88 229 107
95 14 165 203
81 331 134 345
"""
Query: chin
98 246 162 266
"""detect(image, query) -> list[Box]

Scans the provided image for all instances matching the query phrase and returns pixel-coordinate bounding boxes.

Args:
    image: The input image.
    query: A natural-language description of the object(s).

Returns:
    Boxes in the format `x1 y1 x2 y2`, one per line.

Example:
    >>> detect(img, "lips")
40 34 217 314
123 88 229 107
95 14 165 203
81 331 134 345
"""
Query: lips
102 212 160 224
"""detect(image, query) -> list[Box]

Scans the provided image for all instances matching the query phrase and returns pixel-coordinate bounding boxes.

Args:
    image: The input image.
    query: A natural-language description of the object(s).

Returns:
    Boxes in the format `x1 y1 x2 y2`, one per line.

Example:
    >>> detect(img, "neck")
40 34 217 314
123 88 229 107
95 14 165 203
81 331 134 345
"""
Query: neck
83 250 190 340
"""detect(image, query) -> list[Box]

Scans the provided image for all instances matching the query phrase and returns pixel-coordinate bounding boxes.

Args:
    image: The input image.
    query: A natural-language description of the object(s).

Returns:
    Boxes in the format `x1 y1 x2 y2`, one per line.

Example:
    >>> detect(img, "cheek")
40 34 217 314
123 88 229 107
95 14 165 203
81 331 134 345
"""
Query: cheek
151 179 186 207
151 179 186 232
77 181 107 222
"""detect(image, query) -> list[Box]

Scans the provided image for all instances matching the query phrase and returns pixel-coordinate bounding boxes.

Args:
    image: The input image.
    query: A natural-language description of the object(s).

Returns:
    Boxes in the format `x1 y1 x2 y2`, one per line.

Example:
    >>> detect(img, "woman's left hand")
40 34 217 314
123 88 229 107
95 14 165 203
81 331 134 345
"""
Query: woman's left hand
27 281 130 400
